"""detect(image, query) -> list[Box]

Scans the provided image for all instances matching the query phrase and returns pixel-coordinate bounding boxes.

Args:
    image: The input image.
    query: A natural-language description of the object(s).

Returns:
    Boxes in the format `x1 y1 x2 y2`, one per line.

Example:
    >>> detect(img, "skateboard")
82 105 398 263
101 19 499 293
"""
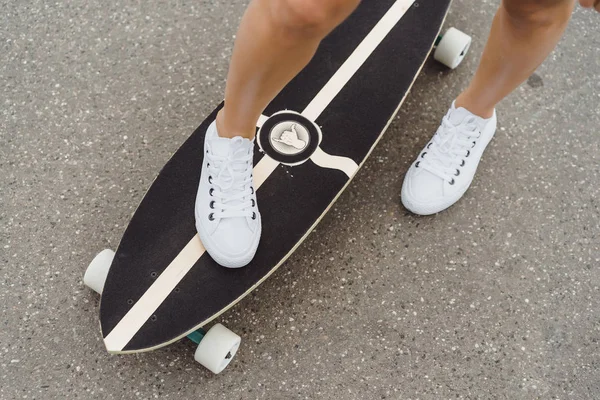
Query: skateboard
84 0 471 374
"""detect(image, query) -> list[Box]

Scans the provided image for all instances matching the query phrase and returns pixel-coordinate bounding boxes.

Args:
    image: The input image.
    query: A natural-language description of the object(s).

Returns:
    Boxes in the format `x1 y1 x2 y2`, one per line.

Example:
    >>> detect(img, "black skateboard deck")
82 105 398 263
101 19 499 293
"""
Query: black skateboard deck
99 0 453 353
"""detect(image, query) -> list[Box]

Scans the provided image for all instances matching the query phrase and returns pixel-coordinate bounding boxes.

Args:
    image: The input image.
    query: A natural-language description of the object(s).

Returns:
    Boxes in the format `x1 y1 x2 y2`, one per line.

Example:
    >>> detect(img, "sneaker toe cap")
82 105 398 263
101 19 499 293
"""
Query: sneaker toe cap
198 216 261 268
402 168 446 215
212 220 256 256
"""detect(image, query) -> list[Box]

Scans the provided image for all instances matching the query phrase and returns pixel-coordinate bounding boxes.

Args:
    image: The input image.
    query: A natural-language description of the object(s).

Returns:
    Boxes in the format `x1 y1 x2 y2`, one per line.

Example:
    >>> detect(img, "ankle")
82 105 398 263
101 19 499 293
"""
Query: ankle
454 93 495 119
215 109 256 140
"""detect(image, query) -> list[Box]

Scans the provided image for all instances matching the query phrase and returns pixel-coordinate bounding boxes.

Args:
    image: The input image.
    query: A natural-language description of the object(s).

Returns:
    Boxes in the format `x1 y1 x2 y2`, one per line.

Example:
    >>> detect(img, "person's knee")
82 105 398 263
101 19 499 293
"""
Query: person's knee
272 0 359 36
502 0 573 28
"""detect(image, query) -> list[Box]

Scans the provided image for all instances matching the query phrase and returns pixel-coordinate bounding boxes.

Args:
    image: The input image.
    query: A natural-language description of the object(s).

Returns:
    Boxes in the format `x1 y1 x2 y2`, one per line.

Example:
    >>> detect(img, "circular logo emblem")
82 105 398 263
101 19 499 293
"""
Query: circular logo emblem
269 122 310 156
257 111 321 166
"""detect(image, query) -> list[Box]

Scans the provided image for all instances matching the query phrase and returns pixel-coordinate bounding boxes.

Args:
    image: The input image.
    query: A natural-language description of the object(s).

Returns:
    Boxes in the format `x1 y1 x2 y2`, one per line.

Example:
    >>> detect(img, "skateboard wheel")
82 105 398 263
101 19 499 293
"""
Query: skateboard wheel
83 249 115 295
194 323 241 374
434 27 471 69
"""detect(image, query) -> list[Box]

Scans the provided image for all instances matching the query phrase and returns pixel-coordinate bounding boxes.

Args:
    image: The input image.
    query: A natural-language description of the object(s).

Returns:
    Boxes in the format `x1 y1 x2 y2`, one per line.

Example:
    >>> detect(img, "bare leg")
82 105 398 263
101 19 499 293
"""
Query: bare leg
455 0 575 118
216 0 361 139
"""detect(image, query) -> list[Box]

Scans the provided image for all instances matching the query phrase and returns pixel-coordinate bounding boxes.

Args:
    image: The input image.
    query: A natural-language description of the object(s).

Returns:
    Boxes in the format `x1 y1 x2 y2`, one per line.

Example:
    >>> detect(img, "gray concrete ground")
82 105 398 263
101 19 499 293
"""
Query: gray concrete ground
1 0 599 399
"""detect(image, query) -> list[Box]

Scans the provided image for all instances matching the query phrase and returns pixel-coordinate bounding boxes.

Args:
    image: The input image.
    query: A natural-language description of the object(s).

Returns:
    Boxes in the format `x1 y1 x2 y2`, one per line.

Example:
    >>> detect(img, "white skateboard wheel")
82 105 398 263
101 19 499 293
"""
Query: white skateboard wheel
194 324 241 374
83 249 115 295
434 27 472 69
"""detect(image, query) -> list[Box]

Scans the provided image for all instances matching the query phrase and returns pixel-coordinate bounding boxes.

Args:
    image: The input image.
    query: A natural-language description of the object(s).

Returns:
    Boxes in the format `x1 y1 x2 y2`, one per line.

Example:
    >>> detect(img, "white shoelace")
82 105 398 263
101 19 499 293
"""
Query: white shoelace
206 138 255 221
419 115 481 184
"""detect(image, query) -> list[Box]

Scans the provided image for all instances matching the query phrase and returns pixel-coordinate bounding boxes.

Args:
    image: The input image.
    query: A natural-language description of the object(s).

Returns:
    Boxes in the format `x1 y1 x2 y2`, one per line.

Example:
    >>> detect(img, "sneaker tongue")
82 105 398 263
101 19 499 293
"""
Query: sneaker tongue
448 106 473 125
211 135 253 158
210 137 234 157
209 135 253 194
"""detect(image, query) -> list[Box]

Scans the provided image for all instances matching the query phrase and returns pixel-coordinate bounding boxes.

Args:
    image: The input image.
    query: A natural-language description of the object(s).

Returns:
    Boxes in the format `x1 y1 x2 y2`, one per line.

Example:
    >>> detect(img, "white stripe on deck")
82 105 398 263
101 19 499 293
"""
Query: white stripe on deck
104 0 415 352
302 0 415 121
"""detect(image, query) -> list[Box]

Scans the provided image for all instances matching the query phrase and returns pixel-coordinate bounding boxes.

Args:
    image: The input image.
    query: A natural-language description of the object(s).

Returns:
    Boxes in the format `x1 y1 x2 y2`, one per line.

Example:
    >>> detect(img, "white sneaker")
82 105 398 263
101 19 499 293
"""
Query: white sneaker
195 121 261 268
401 102 497 215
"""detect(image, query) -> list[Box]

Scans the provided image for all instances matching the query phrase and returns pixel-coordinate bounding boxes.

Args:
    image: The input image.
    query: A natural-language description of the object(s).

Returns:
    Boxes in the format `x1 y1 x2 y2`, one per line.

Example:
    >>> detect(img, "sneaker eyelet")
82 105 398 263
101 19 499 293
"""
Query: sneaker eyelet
460 160 466 167
427 143 432 149
251 199 255 207
207 162 210 168
449 179 455 185
208 213 215 221
252 212 256 220
421 152 427 159
455 169 460 176
415 161 420 168
209 188 214 196
472 141 476 148
209 201 215 209
466 150 470 158
250 186 254 194
208 176 213 184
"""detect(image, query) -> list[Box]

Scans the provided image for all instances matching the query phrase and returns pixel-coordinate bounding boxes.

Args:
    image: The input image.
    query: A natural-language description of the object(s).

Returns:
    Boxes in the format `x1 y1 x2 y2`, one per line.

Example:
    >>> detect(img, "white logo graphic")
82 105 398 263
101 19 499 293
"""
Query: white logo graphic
268 121 311 156
272 124 307 150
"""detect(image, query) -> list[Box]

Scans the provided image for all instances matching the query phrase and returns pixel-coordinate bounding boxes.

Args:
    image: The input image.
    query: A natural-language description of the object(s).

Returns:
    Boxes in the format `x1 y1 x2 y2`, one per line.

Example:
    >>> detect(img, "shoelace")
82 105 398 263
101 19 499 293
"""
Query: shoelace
419 115 481 184
206 138 255 221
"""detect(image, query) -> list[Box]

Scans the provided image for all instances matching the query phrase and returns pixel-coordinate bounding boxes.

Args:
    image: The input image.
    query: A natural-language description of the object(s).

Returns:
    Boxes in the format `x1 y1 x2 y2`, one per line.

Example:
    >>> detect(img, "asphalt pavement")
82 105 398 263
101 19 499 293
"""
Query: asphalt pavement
1 0 599 399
